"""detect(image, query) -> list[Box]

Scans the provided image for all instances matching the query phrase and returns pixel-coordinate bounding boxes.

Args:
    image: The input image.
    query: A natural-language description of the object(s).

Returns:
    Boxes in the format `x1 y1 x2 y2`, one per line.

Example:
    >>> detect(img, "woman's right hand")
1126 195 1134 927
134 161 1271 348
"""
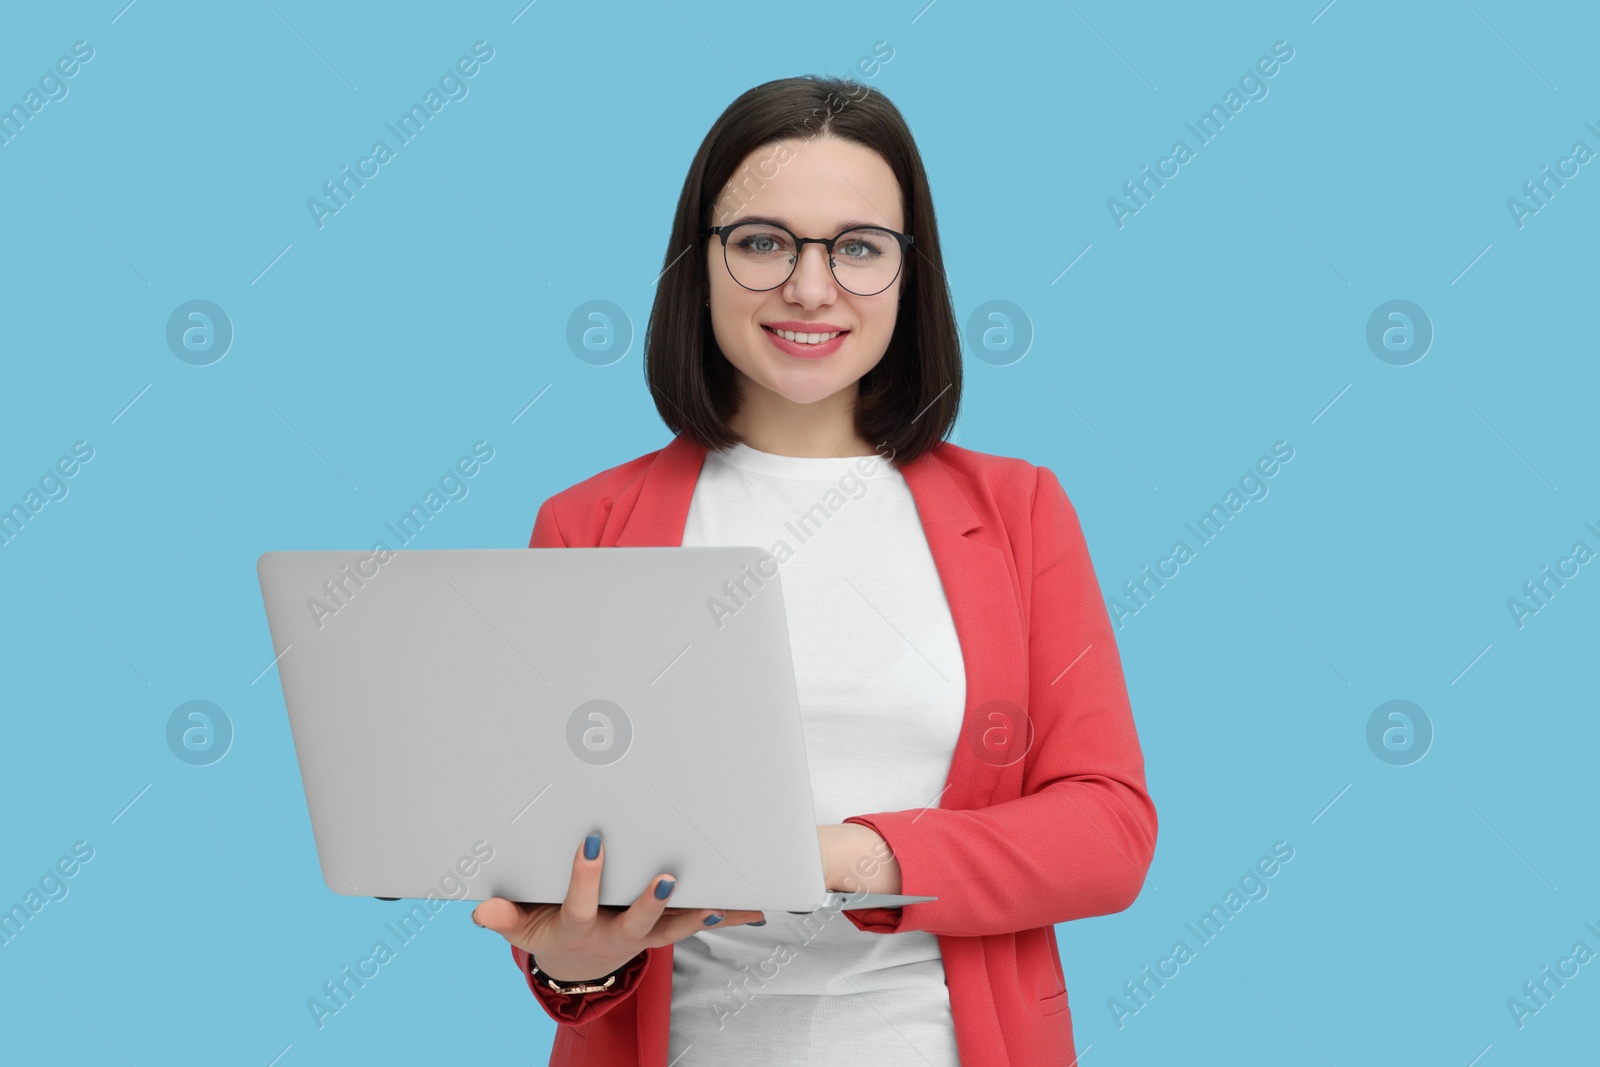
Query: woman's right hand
471 833 767 982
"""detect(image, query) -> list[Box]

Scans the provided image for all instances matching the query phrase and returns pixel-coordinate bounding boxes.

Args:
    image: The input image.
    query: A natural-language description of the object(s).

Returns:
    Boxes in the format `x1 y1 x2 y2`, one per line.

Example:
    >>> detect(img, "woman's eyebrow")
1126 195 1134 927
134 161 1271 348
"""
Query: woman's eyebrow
725 214 891 231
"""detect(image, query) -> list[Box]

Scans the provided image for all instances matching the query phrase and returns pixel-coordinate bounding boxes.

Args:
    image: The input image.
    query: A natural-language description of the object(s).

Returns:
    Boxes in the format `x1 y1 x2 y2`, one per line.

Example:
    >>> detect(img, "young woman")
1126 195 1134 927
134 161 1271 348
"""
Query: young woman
473 74 1158 1066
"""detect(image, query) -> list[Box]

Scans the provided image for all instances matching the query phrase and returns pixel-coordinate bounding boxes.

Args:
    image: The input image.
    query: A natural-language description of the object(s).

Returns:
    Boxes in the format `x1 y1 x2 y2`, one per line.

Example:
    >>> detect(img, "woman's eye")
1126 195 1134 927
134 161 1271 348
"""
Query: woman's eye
738 234 786 254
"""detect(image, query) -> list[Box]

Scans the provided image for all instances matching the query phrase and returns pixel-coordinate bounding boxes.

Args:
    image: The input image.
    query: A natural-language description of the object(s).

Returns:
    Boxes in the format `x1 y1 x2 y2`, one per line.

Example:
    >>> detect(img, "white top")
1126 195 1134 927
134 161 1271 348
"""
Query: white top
669 440 966 1066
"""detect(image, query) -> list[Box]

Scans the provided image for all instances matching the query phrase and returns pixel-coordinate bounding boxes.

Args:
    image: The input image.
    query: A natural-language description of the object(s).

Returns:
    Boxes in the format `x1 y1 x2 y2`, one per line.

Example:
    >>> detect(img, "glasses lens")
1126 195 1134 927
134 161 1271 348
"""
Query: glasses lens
722 223 902 296
830 227 903 295
723 223 794 291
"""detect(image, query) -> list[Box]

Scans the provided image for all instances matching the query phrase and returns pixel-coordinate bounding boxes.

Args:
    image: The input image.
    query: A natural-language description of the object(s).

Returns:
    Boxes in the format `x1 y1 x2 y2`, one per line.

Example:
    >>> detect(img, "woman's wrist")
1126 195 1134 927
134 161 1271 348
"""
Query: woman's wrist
529 950 638 988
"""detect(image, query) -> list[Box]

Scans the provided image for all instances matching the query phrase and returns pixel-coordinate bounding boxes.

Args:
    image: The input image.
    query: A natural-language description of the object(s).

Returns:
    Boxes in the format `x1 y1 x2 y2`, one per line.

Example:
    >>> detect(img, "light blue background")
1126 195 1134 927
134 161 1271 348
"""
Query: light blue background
2 1 1595 1063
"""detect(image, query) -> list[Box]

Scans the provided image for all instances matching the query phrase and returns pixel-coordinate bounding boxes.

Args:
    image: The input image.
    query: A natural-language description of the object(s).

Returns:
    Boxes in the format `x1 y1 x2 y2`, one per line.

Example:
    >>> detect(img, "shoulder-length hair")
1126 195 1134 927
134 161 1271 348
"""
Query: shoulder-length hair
644 75 961 467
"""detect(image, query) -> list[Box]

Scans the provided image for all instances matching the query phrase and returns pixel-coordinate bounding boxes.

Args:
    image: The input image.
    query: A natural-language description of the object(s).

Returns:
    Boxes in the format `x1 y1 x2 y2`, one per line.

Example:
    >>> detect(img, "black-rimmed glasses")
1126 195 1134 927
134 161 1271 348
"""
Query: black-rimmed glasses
704 220 913 297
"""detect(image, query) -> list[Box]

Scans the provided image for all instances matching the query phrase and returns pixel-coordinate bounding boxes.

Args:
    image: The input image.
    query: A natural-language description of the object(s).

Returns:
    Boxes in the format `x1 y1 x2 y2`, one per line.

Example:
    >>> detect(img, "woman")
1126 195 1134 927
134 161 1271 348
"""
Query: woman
472 74 1157 1066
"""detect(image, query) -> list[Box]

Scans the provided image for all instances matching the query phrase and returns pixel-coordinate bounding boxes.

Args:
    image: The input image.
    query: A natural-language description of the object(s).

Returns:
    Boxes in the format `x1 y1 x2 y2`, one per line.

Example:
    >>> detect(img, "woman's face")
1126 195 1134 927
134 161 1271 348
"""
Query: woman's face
705 134 906 421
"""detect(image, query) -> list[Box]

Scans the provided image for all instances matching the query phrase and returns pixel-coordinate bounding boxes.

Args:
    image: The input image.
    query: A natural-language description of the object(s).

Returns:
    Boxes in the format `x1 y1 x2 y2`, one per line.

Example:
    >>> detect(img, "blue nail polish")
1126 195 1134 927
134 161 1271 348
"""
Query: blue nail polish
749 920 766 926
584 834 601 861
655 878 676 900
703 913 723 926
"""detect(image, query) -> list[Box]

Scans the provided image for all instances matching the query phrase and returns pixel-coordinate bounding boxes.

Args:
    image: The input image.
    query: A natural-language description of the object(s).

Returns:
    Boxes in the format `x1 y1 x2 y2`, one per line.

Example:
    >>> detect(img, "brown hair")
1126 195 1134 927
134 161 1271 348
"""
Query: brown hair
643 74 961 466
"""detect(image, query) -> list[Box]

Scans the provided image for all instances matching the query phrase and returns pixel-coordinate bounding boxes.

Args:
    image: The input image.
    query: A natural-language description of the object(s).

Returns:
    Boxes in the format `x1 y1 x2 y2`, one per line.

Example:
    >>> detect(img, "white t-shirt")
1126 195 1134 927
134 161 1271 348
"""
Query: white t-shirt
668 440 966 1066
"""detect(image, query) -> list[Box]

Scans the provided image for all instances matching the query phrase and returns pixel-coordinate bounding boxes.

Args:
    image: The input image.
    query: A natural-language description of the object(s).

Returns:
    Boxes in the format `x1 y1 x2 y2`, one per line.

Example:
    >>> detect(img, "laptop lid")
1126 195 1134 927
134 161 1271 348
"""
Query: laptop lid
256 547 935 914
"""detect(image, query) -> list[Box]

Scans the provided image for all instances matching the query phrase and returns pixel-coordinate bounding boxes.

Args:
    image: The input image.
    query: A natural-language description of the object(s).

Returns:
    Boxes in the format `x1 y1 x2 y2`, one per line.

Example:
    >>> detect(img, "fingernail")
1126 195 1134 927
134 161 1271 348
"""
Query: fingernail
703 913 723 926
584 834 601 861
748 920 766 926
655 878 676 900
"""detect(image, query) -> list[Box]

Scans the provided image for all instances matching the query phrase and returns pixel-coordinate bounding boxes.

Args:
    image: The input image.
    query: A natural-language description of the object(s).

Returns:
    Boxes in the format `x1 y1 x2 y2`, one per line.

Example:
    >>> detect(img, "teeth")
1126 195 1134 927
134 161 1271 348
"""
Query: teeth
772 328 842 344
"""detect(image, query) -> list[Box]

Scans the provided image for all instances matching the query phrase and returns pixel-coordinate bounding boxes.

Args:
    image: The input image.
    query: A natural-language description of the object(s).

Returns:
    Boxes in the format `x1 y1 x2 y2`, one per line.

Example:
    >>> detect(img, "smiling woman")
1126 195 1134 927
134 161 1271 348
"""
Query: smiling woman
473 73 1157 1067
696 131 927 459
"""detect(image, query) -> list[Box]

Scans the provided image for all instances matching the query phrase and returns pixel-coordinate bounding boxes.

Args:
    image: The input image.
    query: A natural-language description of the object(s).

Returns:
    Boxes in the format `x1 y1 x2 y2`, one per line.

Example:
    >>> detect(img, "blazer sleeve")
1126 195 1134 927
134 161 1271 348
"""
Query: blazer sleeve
840 464 1158 938
508 495 657 1019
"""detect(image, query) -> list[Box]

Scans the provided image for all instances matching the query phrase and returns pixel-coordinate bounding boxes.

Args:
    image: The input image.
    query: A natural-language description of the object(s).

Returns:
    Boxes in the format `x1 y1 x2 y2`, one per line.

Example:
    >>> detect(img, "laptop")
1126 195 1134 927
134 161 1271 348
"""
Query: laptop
256 546 936 915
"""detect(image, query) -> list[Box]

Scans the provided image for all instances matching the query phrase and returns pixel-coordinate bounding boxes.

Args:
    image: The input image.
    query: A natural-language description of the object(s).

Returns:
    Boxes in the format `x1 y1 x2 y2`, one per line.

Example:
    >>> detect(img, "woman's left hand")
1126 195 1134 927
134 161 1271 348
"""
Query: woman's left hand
817 823 902 895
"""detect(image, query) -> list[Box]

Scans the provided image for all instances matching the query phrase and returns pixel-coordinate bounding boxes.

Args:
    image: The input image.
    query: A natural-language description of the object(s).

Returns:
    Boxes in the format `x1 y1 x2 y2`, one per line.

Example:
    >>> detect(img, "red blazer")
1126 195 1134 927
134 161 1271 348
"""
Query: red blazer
509 433 1157 1066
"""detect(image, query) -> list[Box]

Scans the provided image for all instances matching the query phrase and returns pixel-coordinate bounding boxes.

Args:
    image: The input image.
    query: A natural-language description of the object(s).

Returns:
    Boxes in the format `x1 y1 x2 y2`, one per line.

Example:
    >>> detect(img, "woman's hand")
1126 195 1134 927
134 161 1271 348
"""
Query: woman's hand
472 834 766 983
818 823 901 895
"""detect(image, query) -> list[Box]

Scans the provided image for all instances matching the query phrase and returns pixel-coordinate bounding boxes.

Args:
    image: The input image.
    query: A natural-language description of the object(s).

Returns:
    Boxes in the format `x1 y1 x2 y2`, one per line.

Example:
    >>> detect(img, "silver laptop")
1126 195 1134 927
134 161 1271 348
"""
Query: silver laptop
256 547 935 915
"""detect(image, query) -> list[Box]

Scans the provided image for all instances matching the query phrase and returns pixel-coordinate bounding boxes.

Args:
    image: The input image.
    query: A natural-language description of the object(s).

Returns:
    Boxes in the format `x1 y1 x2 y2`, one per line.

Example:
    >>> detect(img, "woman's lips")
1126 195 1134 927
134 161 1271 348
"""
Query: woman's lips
762 325 849 359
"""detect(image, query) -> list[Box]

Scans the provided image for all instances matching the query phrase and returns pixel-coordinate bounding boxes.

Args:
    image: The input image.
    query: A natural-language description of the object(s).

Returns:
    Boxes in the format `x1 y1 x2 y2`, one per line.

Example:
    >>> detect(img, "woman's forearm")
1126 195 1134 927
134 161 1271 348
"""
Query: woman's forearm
820 822 902 895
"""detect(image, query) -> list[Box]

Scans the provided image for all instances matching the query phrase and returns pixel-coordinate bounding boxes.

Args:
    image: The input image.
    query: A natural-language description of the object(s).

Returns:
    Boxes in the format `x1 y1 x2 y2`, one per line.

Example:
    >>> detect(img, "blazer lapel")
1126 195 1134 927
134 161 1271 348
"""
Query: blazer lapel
611 435 708 548
609 434 1025 810
899 450 1025 811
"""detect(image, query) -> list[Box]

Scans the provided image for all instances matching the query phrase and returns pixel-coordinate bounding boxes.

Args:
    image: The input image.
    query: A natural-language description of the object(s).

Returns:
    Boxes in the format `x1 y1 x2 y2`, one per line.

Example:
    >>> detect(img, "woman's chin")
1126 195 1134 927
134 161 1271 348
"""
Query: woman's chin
769 378 855 406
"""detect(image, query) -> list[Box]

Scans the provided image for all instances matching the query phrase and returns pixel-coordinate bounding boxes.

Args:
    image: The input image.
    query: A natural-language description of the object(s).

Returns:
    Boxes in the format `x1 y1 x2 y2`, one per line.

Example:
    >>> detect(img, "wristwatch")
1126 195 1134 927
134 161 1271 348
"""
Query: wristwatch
528 953 628 995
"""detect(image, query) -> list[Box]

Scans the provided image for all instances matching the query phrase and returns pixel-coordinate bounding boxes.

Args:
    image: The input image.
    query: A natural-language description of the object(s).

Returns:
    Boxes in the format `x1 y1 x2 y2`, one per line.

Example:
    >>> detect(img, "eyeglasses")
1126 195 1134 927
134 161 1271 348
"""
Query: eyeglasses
704 219 913 297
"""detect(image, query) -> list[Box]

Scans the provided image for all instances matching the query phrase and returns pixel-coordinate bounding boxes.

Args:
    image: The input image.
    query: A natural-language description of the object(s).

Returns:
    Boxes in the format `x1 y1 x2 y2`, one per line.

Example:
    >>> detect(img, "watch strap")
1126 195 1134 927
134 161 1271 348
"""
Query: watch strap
528 953 631 995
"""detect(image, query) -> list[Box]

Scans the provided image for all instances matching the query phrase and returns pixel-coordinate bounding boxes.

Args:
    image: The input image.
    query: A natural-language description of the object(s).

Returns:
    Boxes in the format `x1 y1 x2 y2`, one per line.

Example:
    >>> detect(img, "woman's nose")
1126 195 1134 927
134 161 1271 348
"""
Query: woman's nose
787 243 837 298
